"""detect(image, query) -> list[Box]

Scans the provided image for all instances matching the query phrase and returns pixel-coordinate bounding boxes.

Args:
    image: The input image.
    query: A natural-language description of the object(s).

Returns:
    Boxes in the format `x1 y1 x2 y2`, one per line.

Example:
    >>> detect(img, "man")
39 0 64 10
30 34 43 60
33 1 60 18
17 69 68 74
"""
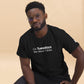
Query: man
14 1 84 84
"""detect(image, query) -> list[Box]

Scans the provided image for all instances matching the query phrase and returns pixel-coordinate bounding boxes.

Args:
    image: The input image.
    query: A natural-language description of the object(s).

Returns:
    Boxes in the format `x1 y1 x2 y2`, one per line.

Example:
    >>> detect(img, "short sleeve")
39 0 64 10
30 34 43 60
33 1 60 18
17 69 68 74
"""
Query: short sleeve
16 36 30 58
62 30 79 53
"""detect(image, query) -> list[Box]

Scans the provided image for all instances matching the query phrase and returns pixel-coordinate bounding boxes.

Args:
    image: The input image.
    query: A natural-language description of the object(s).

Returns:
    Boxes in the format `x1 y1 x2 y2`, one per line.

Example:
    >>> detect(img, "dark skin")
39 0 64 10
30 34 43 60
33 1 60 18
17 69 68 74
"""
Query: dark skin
20 8 84 84
27 8 48 38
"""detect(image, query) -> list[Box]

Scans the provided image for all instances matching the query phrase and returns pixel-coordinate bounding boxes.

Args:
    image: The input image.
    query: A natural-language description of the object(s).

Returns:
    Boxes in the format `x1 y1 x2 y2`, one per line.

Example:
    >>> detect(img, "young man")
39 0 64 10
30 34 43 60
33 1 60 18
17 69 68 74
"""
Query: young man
14 1 84 84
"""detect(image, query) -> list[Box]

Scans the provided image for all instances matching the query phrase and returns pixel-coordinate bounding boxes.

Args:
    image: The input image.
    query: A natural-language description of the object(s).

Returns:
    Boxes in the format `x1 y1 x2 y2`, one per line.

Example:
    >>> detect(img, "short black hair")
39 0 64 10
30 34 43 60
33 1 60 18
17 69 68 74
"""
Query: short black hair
25 1 45 14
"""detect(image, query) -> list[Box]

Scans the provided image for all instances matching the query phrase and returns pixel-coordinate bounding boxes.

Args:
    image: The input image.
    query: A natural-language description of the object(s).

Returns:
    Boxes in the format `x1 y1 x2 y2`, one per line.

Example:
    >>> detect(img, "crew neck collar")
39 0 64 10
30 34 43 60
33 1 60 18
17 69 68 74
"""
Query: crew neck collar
32 25 49 40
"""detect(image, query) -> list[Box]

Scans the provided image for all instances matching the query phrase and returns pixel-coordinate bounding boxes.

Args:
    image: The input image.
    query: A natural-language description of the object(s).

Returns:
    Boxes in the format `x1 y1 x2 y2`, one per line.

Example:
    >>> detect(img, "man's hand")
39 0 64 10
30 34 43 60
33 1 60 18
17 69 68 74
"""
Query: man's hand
60 80 72 84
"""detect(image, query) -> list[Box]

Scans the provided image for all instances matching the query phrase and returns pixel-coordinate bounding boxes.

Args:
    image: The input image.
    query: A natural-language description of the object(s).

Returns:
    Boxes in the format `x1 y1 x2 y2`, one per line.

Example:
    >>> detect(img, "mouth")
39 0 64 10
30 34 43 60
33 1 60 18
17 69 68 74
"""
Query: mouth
32 23 40 27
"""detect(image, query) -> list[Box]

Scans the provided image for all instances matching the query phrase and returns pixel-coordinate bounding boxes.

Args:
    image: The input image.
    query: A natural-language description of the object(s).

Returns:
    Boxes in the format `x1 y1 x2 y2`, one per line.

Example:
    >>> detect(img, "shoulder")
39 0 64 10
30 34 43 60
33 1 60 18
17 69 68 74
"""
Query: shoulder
48 24 65 34
47 24 66 38
20 28 33 40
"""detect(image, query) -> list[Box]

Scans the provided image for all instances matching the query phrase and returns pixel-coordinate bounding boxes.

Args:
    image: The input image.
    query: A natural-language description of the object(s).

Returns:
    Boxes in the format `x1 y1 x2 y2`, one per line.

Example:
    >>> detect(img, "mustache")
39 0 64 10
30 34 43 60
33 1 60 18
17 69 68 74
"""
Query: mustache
32 22 39 25
31 22 38 27
31 20 46 31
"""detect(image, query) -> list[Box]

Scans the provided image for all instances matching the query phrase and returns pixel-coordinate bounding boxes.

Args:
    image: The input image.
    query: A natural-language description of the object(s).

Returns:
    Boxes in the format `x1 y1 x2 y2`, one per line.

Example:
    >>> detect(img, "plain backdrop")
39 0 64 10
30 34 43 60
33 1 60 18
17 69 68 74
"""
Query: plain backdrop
0 0 84 84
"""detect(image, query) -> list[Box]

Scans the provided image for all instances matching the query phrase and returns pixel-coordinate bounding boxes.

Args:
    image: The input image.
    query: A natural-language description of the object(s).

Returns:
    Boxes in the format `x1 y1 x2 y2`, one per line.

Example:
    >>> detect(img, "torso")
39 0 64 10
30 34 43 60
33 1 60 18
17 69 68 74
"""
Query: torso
23 25 70 81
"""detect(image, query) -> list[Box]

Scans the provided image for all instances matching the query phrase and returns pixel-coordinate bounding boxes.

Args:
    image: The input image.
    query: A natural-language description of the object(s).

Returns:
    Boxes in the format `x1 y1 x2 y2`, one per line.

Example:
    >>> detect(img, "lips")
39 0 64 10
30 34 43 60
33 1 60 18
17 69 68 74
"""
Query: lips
33 23 39 25
33 23 40 27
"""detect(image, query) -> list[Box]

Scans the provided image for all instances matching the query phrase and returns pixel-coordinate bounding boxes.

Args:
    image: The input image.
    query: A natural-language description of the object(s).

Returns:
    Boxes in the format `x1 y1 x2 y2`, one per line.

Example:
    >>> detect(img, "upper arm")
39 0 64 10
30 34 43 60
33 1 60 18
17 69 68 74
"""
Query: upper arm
71 45 84 58
19 57 31 68
62 30 79 53
17 36 31 58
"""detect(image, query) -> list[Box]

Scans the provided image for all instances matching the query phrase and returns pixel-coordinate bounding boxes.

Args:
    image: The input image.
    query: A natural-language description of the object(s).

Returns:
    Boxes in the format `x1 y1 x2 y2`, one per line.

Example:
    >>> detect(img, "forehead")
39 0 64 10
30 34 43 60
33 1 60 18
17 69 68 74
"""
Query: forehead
27 8 43 17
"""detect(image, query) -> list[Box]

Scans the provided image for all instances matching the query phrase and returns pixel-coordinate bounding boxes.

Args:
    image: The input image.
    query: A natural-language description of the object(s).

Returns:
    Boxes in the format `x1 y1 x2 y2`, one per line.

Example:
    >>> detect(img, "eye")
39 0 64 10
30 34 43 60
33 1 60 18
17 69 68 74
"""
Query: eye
36 14 40 19
28 17 33 21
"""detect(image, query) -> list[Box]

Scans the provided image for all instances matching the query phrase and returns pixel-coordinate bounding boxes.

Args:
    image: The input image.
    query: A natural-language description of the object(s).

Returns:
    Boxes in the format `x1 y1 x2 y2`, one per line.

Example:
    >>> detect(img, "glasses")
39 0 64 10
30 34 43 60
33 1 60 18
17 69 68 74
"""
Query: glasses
28 13 41 22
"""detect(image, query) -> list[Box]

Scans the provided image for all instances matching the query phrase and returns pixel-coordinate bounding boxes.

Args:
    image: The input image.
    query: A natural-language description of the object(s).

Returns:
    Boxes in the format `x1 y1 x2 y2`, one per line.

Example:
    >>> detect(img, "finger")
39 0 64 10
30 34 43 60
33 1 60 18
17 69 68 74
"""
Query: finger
60 81 65 84
60 81 71 84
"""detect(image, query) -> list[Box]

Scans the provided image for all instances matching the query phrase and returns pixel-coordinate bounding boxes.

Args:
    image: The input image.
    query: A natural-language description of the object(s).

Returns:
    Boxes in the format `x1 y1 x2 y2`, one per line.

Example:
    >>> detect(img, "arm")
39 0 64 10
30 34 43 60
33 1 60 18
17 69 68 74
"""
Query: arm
60 45 84 84
20 57 35 84
70 45 84 84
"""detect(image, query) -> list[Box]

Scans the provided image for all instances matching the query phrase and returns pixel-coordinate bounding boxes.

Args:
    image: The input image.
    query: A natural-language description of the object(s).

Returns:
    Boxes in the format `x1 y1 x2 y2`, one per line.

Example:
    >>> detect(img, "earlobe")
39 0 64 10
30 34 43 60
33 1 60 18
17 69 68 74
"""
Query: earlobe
45 13 47 19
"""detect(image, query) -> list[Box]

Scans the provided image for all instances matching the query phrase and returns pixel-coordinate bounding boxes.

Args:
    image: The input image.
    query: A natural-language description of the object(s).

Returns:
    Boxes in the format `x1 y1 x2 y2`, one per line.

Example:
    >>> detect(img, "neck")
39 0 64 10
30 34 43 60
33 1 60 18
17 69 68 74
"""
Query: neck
34 25 48 38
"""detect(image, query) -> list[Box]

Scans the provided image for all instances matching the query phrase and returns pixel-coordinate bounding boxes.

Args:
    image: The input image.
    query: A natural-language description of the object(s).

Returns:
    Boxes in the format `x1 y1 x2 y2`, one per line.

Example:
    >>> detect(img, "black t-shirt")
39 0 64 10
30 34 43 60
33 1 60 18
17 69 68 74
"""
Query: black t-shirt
17 25 79 81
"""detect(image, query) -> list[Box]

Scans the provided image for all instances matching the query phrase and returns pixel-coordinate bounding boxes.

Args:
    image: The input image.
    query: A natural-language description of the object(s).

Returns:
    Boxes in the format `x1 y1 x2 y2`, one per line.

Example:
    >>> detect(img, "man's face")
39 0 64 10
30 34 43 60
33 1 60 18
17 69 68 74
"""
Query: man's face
26 8 47 30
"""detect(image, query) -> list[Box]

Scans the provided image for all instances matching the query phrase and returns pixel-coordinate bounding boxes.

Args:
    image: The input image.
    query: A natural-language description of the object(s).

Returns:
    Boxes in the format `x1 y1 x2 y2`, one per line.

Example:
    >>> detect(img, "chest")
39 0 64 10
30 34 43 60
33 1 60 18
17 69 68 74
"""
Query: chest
27 33 63 65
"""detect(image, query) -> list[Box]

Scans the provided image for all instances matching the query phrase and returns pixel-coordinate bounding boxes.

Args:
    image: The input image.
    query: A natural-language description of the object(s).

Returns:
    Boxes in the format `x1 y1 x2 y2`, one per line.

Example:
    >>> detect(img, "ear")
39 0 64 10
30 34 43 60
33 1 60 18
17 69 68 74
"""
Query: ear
44 13 47 19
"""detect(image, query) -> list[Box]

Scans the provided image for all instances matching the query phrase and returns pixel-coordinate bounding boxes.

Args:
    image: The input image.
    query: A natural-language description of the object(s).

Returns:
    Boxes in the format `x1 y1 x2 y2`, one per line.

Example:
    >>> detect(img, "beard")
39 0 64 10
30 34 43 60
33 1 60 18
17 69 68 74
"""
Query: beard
31 19 46 31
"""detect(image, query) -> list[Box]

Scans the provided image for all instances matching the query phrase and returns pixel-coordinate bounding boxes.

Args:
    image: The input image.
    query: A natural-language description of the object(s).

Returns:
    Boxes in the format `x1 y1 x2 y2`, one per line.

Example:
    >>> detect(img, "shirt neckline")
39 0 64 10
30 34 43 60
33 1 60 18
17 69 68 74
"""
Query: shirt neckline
32 25 49 40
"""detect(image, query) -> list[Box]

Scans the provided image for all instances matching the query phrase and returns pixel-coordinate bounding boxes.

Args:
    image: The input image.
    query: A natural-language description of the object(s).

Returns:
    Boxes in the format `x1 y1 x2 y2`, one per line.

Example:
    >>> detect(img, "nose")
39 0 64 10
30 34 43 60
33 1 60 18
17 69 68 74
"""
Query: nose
33 17 38 22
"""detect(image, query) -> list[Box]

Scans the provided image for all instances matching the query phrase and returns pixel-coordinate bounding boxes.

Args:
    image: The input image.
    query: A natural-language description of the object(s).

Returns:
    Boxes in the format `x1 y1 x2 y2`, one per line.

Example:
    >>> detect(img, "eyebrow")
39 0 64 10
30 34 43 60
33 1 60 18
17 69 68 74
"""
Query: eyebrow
28 13 40 17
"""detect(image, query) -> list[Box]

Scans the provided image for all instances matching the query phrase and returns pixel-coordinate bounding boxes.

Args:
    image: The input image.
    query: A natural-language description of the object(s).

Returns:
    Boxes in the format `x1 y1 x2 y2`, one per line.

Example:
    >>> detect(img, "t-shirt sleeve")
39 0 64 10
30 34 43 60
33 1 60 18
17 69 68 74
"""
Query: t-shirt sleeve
62 30 79 53
16 36 30 58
